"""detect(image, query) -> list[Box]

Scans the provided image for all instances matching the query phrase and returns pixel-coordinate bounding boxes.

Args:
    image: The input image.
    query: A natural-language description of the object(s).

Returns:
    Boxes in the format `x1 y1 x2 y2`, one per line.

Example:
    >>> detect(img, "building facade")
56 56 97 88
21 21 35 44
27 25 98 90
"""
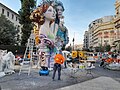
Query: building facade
83 0 120 52
86 16 115 51
0 3 21 45
114 0 120 52
83 31 89 50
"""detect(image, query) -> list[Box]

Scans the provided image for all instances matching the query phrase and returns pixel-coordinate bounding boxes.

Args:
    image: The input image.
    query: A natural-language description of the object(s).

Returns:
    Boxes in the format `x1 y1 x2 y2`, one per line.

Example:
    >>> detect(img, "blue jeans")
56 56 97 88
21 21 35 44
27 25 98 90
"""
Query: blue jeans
52 63 61 80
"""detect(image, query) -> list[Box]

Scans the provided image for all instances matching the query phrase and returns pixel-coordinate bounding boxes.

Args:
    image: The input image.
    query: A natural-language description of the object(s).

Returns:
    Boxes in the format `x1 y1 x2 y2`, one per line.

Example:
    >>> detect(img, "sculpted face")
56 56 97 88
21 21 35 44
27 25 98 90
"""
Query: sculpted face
44 6 56 20
57 5 63 18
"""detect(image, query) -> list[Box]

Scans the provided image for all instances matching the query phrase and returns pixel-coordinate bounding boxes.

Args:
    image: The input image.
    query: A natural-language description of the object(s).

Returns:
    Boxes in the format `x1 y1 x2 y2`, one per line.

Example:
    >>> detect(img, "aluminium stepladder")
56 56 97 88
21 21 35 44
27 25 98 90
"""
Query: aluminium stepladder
19 32 36 75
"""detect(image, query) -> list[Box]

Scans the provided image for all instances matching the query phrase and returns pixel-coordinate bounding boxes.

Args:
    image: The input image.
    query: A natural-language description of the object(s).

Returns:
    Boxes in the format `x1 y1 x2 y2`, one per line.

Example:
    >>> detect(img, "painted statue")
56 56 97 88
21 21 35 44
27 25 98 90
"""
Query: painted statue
55 1 69 50
30 1 58 68
30 0 69 69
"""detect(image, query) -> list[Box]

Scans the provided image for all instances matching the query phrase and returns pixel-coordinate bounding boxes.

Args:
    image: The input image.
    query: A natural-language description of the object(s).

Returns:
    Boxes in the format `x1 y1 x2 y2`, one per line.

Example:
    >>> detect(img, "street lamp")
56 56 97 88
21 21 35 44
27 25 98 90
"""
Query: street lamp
72 38 74 50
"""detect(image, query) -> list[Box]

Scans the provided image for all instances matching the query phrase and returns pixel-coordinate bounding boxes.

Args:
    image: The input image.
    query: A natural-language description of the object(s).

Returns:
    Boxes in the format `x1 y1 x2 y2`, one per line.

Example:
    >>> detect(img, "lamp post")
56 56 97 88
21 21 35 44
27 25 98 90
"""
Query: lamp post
72 38 74 51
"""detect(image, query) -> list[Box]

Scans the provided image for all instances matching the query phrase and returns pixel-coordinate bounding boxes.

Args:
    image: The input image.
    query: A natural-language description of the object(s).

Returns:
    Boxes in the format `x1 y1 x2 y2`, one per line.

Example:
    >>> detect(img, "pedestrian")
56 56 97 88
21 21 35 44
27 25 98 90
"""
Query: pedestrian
52 54 65 80
99 59 105 67
117 53 120 59
62 49 68 68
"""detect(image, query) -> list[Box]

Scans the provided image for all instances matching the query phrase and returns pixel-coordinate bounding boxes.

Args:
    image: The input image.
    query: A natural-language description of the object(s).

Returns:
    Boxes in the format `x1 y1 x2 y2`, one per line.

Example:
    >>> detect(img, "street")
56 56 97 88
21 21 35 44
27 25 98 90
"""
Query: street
0 0 120 90
0 61 120 90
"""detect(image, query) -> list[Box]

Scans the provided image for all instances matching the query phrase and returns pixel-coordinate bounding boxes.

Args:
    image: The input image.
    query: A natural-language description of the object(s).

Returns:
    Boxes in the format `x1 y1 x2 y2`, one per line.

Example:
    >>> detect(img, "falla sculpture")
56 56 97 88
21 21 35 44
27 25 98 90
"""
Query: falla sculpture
30 0 69 69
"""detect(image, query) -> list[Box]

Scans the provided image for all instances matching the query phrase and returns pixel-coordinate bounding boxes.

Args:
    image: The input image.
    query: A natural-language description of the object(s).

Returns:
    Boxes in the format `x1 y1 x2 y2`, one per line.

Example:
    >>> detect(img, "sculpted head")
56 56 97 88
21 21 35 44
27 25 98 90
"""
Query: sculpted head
56 1 64 18
43 5 56 21
30 2 56 25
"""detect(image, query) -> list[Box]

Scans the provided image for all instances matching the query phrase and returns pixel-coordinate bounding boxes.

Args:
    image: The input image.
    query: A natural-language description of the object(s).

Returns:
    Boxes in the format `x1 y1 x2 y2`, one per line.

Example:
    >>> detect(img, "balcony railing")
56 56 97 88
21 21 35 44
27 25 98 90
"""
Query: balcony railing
115 23 120 28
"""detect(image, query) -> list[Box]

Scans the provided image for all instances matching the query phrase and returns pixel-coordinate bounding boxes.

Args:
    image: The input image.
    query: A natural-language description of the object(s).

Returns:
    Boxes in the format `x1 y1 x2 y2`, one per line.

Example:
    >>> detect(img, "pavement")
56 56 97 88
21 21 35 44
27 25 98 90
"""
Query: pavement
56 76 120 90
0 64 120 90
0 67 98 90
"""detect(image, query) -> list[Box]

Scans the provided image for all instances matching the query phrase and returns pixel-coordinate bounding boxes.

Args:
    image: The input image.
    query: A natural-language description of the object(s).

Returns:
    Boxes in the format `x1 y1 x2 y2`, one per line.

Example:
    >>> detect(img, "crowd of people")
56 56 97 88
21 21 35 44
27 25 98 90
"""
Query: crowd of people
98 52 120 68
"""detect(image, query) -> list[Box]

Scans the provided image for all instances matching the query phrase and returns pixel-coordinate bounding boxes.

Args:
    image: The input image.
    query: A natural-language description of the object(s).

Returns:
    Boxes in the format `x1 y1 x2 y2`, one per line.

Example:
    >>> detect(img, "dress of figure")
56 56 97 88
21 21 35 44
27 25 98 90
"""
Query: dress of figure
56 23 69 48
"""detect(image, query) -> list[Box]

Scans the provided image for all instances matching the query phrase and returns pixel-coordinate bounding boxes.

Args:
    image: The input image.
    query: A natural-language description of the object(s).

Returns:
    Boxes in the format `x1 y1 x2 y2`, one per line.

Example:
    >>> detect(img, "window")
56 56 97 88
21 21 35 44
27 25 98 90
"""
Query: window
116 9 119 15
110 30 114 33
16 17 17 21
2 9 4 14
7 11 9 17
104 36 109 38
104 32 108 34
12 14 14 19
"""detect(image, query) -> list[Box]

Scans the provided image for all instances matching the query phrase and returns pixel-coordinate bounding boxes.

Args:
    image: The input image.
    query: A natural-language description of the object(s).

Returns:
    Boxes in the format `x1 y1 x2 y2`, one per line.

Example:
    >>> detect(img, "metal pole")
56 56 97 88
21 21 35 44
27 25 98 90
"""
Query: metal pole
73 32 75 51
72 38 74 51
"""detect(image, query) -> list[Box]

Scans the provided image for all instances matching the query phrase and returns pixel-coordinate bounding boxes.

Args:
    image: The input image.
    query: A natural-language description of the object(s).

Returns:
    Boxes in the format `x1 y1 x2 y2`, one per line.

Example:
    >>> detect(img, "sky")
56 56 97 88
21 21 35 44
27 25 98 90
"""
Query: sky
0 0 116 46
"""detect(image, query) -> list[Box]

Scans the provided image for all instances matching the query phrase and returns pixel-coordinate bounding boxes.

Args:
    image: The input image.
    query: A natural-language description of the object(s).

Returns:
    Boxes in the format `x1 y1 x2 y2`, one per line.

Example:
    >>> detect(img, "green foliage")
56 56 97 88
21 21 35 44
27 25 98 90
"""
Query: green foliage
0 45 26 55
104 44 111 52
0 15 18 45
19 0 36 45
95 44 111 52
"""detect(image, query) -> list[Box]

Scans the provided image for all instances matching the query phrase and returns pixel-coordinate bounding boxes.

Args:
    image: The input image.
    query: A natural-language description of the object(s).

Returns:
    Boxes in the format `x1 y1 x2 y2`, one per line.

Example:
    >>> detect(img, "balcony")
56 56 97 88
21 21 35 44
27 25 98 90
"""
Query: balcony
114 38 120 42
115 23 120 28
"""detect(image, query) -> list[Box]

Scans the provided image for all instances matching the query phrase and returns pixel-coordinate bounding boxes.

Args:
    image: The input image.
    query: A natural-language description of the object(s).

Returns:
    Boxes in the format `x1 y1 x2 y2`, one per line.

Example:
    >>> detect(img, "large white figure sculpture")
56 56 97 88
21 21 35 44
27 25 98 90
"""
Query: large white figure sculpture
0 51 15 75
0 50 7 72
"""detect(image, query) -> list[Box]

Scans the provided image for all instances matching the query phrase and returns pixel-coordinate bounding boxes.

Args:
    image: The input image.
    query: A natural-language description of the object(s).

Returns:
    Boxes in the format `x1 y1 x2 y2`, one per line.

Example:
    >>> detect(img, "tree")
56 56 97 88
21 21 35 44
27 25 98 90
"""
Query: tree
0 15 18 45
104 44 111 52
19 0 36 45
